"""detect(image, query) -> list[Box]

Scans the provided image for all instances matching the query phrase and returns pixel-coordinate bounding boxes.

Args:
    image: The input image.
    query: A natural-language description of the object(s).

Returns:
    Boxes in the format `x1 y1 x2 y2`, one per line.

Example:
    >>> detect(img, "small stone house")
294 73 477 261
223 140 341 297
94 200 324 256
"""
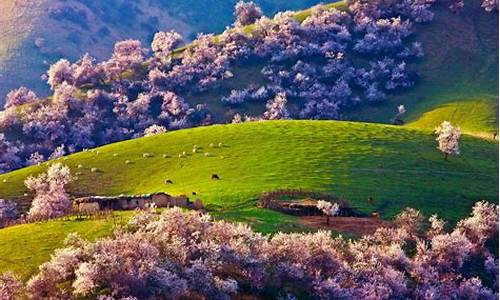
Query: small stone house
74 192 200 212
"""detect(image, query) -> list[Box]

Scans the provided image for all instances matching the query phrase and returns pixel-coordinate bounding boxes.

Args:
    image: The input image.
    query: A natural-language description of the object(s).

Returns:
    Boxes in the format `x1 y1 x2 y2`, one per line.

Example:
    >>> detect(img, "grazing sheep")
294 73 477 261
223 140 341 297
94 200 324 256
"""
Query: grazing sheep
211 174 220 180
143 153 153 158
178 153 184 158
23 193 28 197
209 143 215 148
165 179 173 184
192 192 197 195
2 179 7 183
113 153 118 157
218 142 223 147
204 152 211 157
75 172 83 176
182 151 187 156
96 151 100 155
192 148 198 153
162 154 169 158
125 160 133 164
90 168 98 173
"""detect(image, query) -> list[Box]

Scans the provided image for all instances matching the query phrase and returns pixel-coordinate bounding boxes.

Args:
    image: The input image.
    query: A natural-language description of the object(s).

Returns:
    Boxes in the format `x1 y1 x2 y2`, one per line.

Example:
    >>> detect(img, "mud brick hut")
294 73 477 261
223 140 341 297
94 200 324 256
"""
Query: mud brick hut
74 192 199 212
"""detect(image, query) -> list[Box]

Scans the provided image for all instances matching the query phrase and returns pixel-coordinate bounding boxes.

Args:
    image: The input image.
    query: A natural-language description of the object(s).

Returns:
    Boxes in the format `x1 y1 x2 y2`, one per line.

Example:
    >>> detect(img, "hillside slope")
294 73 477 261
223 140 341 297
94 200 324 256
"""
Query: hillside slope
0 120 497 279
165 0 499 136
0 0 323 104
345 0 499 136
0 120 497 222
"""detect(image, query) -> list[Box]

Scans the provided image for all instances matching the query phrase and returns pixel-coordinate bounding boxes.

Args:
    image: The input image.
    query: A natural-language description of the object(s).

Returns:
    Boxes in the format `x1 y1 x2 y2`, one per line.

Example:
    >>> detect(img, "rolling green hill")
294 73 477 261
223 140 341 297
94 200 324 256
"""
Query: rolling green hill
345 0 499 136
174 0 499 136
0 121 497 222
0 120 497 279
0 0 498 284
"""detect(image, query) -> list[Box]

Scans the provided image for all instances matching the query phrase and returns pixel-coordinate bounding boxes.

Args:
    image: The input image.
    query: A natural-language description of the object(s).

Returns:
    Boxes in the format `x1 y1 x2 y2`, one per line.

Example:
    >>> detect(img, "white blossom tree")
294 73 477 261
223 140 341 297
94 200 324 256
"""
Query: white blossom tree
316 200 340 225
4 87 38 109
25 163 73 220
143 124 167 137
151 31 183 57
262 92 290 120
234 1 263 27
435 121 461 160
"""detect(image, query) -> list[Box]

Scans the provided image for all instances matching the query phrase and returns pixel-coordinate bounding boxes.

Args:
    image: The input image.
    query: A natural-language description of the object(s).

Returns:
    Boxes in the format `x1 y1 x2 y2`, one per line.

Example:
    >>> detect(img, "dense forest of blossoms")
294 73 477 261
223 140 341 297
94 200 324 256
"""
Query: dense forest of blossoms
1 201 498 299
0 0 497 173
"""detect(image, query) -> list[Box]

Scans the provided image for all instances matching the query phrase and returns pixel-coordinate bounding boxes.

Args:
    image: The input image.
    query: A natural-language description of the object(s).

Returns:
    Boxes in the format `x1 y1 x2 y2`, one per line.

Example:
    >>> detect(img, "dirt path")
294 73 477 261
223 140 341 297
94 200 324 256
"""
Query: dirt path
299 216 392 236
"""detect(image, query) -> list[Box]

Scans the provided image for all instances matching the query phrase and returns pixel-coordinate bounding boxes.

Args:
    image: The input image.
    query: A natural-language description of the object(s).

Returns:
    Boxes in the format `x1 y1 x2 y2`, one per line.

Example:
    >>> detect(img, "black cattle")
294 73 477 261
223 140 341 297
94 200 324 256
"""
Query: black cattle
211 174 220 180
165 179 173 184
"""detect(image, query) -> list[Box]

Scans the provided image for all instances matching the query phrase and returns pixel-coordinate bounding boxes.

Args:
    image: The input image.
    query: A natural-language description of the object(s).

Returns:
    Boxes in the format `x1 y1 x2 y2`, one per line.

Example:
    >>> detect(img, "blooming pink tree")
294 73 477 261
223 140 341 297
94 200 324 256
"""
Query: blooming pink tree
47 59 74 90
4 87 38 109
143 124 167 137
435 121 461 160
10 201 497 299
25 163 73 220
151 31 183 57
0 273 22 299
482 0 499 11
104 40 146 79
234 1 263 27
262 92 290 120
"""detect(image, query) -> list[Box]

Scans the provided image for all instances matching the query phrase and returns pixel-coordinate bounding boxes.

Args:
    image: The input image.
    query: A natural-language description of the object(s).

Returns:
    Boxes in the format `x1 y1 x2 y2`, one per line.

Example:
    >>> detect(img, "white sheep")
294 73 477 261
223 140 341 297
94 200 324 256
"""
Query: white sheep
204 152 211 157
113 153 118 157
125 160 133 164
90 168 98 173
143 153 153 158
77 164 83 169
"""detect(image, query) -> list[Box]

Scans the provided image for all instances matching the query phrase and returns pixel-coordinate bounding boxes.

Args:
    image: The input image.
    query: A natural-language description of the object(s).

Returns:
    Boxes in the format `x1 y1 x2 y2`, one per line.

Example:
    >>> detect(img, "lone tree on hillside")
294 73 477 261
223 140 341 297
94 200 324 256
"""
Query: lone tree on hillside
393 104 406 125
234 1 263 27
25 163 73 220
435 121 461 160
316 200 340 225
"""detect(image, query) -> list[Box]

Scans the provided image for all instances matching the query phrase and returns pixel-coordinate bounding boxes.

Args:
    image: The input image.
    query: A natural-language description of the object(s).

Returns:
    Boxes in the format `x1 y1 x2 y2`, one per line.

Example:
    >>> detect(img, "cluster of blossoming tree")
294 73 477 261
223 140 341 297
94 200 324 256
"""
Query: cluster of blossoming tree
0 0 495 173
0 201 497 299
0 163 74 227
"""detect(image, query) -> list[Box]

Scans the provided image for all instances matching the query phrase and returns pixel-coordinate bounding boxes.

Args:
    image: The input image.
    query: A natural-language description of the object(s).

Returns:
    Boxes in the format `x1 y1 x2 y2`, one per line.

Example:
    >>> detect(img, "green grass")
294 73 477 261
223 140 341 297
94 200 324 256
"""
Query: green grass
178 0 499 136
345 0 498 136
0 121 497 222
407 97 498 138
0 120 497 278
0 211 133 280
